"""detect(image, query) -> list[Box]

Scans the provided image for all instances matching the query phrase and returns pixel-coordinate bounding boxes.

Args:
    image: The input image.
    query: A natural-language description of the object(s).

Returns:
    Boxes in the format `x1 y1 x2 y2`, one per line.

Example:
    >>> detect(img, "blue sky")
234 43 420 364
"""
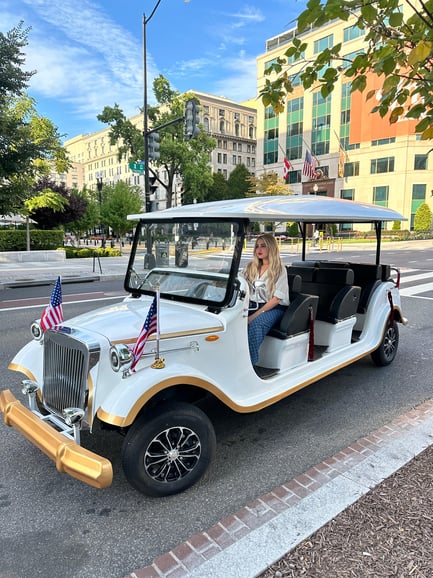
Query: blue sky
1 0 305 141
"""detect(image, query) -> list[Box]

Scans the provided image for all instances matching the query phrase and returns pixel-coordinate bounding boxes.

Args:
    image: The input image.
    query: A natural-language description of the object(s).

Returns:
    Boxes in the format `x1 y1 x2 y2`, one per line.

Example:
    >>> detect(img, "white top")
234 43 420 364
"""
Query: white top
247 268 290 306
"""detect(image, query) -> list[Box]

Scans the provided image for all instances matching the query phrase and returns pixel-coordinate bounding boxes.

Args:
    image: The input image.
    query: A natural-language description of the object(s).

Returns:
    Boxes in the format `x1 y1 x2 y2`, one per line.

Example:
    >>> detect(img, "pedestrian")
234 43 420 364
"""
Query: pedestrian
242 233 290 368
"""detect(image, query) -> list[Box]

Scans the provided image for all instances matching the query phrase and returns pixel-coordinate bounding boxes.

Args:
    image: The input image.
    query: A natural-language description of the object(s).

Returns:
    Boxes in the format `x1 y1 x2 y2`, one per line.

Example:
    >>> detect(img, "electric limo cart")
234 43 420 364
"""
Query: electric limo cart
1 196 407 496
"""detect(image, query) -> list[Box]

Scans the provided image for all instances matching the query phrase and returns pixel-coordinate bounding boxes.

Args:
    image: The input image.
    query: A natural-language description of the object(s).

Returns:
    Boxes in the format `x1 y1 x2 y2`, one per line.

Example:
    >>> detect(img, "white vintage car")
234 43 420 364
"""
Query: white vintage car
1 196 407 497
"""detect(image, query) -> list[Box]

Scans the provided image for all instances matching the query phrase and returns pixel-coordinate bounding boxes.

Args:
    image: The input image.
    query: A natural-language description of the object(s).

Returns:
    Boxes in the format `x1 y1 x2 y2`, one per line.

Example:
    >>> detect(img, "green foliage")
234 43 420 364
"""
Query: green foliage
227 164 251 199
414 203 432 231
0 229 64 251
201 172 228 203
260 1 433 138
287 222 300 237
97 75 216 208
66 189 99 240
0 22 70 214
64 246 121 258
100 181 142 238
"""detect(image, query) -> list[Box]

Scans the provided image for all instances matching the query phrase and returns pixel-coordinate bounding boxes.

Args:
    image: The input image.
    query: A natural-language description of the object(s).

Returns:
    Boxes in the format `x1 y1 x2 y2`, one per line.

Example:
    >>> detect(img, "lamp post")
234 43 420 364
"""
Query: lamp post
96 176 106 249
143 1 190 213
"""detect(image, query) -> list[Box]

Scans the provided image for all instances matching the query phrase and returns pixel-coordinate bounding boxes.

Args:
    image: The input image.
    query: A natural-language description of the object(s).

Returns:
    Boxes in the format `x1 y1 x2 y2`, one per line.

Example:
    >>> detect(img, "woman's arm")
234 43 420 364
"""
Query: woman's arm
248 296 281 323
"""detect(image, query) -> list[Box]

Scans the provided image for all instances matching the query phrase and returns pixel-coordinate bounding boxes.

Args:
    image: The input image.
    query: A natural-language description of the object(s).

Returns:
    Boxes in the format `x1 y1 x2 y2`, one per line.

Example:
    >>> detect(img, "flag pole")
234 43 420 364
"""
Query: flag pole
151 287 165 369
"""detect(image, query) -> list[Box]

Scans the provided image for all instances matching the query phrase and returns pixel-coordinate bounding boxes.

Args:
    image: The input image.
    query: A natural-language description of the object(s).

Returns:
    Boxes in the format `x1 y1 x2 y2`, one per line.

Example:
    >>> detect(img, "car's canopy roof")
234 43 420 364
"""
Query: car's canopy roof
128 195 406 224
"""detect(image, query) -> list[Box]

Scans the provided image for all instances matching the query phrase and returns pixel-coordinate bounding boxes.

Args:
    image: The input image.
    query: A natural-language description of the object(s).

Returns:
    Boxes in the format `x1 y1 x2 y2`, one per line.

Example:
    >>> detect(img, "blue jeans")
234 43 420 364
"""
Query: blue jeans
248 304 285 366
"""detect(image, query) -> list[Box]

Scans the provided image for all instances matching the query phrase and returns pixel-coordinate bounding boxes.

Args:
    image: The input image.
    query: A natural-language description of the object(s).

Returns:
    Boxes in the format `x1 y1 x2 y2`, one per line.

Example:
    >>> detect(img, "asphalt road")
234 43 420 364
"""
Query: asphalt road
0 248 432 578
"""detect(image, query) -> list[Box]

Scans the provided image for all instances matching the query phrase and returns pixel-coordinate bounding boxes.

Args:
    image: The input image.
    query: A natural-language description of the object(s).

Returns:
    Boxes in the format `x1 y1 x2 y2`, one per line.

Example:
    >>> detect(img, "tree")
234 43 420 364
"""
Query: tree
200 172 228 203
246 172 292 196
66 189 100 243
97 75 215 208
260 1 433 138
28 177 86 230
101 181 142 243
414 203 432 232
0 22 70 215
227 164 251 199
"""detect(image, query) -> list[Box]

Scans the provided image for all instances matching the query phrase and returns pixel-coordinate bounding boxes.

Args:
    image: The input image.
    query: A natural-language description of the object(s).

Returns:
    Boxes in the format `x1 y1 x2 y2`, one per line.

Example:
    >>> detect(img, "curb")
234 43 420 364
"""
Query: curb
125 399 433 578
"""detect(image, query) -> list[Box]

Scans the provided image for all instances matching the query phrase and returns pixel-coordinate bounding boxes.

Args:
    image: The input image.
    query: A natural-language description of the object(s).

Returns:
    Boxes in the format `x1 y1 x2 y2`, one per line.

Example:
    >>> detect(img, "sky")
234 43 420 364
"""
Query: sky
1 0 306 142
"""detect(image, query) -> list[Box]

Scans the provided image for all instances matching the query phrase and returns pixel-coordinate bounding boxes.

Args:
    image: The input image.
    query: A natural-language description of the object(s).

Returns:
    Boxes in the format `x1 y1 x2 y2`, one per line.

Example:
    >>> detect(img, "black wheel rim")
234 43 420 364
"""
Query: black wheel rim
383 326 397 360
144 426 201 483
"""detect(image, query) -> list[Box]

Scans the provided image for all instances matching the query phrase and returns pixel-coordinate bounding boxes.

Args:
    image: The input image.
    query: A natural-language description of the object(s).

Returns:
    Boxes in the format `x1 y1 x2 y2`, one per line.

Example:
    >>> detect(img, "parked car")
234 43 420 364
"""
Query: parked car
1 196 407 497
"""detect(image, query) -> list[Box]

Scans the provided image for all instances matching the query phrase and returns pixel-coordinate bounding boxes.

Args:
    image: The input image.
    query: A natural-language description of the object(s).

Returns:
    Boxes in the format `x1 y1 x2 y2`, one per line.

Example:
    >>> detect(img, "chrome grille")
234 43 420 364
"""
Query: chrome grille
43 328 100 414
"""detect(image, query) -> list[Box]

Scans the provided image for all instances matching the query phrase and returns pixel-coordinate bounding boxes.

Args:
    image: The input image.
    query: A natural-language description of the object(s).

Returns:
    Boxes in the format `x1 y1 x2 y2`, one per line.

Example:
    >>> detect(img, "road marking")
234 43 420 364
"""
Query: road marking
400 281 433 296
400 272 433 283
0 295 124 312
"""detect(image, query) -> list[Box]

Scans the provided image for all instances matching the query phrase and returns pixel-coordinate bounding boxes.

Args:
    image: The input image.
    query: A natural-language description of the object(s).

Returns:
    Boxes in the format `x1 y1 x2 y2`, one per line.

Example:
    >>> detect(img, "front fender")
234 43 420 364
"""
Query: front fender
96 362 225 428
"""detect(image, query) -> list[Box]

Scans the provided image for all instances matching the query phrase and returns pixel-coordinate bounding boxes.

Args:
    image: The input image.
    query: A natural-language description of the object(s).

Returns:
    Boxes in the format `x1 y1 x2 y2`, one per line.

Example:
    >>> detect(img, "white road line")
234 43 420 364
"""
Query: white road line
400 281 433 296
400 272 433 283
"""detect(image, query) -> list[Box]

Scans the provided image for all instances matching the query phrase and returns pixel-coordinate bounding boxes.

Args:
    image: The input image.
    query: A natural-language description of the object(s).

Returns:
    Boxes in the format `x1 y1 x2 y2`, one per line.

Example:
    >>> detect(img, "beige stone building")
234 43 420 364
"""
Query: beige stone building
256 8 433 230
63 92 257 210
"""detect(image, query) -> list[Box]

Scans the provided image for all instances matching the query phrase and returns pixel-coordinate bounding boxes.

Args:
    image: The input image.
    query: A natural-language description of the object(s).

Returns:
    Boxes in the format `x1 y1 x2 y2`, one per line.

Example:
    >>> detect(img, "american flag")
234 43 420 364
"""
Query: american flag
303 151 317 179
283 156 291 182
40 276 63 331
130 295 158 371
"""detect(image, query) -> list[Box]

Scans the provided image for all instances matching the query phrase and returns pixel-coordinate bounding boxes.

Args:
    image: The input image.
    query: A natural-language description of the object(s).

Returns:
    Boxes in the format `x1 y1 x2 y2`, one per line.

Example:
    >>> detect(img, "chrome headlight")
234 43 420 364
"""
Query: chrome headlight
110 344 133 372
30 321 44 342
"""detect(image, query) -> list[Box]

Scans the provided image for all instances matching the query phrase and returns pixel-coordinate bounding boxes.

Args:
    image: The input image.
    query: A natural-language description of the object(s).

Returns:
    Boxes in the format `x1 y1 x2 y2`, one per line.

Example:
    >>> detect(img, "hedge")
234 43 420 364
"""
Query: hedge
0 230 64 251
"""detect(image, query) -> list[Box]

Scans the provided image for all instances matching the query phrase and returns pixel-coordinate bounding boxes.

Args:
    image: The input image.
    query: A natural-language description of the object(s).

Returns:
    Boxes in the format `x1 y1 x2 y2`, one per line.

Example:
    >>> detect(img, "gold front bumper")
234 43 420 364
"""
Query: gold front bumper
0 389 112 489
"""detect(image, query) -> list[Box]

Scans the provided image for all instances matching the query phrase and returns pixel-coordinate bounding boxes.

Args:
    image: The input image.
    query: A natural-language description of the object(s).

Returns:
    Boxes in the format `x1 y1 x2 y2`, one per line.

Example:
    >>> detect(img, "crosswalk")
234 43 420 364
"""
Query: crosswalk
400 269 433 299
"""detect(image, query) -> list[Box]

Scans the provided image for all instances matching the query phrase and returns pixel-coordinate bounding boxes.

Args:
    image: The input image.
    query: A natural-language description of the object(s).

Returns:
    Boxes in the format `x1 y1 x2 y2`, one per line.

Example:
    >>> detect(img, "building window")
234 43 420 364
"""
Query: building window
371 137 396 146
341 188 354 200
223 140 227 149
344 161 360 177
232 155 237 165
411 184 426 228
249 125 254 139
204 117 209 132
286 97 304 160
312 92 331 156
264 106 279 165
238 155 241 164
373 185 389 207
414 154 428 170
247 144 251 153
247 157 251 167
217 153 222 163
235 123 240 137
314 34 333 54
219 119 225 133
287 170 302 184
223 154 227 164
343 25 365 42
233 143 237 151
371 157 394 174
219 109 225 117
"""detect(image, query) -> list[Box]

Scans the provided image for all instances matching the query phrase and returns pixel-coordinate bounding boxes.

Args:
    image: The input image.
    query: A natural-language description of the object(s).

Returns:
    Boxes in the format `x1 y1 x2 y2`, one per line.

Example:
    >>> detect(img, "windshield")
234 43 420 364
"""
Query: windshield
125 219 243 307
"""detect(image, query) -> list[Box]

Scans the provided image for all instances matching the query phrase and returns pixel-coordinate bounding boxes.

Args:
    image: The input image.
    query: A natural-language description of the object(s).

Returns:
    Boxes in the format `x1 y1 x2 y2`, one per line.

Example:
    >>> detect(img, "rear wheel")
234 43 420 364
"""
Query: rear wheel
371 318 399 366
121 402 216 497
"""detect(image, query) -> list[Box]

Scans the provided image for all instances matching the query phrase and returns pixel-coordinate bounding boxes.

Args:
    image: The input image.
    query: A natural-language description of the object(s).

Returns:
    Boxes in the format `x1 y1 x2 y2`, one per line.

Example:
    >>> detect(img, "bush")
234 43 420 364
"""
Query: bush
0 230 64 251
64 247 121 258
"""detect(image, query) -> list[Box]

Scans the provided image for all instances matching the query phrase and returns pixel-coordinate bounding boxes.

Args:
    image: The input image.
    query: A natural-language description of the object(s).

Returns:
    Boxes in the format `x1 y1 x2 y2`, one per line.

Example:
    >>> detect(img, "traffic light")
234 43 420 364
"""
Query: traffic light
185 98 200 140
148 131 160 161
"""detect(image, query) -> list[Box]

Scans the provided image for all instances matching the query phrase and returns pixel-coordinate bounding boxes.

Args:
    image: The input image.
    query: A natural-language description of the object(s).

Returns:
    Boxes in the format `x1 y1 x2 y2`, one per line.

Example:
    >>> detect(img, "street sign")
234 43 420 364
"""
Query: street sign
129 161 145 173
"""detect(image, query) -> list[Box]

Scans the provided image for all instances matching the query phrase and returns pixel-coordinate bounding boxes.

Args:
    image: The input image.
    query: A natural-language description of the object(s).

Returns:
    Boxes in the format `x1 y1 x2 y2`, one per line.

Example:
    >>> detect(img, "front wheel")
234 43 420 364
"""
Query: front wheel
121 402 216 497
371 318 399 366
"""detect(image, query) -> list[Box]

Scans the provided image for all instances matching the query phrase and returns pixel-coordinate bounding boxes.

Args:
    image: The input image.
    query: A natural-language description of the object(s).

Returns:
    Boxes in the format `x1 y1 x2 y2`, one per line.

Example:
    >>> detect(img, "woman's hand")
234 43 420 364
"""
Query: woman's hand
248 296 281 324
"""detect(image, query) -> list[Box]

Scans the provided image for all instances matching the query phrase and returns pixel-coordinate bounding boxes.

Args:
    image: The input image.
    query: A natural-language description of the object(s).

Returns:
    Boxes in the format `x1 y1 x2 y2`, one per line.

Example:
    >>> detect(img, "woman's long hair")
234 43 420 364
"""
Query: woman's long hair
243 233 283 296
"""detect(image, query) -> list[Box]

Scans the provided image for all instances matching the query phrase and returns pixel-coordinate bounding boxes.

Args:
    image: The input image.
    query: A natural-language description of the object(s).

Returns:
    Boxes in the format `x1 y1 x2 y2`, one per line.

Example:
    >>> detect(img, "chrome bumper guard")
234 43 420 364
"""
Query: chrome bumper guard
0 389 112 489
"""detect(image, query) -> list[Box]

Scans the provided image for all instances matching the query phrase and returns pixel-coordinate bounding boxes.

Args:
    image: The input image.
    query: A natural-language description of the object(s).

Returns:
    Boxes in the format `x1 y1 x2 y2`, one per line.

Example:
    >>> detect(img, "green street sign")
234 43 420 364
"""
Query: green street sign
129 161 145 173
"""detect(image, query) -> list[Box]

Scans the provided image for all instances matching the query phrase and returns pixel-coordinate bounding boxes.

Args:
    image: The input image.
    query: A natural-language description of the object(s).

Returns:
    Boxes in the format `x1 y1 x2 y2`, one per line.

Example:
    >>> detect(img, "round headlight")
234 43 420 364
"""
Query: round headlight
110 344 133 372
30 321 43 342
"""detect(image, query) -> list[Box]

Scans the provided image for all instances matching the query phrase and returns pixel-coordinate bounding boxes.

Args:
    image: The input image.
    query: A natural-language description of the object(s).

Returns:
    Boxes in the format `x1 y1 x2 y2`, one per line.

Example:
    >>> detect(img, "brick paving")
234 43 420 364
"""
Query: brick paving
125 399 433 578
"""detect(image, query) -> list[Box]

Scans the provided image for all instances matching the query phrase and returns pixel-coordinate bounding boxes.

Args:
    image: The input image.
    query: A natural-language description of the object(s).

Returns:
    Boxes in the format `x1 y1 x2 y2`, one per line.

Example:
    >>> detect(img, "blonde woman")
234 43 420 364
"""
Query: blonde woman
243 233 290 367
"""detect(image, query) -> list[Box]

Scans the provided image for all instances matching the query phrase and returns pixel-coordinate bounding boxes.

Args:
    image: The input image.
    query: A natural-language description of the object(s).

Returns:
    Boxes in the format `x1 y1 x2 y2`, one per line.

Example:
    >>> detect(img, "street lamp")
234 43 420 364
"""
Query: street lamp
96 176 106 249
143 1 190 213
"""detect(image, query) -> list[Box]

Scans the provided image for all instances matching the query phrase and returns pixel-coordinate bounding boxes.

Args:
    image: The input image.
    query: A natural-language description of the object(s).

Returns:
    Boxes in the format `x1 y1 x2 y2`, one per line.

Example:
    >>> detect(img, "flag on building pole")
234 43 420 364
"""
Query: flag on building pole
303 150 317 179
40 276 63 332
130 294 158 372
283 156 291 182
338 148 345 178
